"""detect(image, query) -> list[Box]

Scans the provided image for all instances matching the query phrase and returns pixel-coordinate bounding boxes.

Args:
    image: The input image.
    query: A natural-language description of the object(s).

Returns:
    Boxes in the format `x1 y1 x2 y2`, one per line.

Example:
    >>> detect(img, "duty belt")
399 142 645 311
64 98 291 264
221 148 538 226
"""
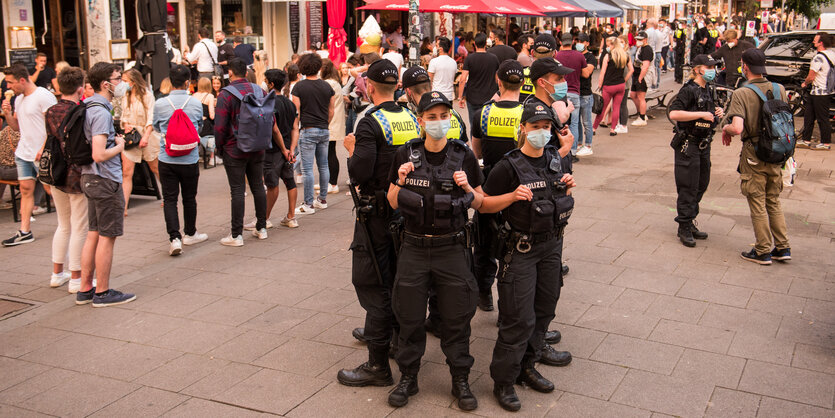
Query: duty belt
681 135 712 152
510 226 565 253
403 230 467 247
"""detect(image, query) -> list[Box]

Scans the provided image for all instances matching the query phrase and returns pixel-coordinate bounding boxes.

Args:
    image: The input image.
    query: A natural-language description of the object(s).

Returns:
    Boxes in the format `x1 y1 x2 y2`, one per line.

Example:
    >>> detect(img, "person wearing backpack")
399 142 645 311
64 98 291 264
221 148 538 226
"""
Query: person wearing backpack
153 65 209 256
721 49 792 265
798 32 834 151
214 58 269 246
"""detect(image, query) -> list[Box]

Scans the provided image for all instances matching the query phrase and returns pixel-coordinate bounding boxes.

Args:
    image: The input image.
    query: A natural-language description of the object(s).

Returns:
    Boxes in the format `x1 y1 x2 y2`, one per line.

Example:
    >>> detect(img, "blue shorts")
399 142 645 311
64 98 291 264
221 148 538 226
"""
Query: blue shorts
14 156 38 181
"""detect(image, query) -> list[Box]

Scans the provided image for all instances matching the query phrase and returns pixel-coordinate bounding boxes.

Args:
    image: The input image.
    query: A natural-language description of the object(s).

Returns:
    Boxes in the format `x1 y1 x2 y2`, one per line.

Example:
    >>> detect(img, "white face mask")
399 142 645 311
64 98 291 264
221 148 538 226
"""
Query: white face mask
727 42 736 48
486 38 494 48
525 129 551 149
424 119 451 140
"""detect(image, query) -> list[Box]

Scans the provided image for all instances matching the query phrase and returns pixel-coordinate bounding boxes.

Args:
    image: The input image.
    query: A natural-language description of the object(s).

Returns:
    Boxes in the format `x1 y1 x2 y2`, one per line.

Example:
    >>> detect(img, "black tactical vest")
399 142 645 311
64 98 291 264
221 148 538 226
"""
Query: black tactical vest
676 80 717 138
397 138 474 235
503 146 574 234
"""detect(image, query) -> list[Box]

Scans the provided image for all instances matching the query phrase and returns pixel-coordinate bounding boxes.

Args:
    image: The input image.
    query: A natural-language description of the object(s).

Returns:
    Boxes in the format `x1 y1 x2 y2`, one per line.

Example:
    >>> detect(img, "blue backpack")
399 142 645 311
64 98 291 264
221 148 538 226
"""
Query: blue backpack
222 83 275 152
743 82 796 164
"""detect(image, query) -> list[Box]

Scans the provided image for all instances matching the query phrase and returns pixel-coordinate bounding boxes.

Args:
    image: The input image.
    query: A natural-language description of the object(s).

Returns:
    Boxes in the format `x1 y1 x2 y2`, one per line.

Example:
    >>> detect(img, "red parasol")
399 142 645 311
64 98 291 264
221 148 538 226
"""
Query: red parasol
358 0 545 15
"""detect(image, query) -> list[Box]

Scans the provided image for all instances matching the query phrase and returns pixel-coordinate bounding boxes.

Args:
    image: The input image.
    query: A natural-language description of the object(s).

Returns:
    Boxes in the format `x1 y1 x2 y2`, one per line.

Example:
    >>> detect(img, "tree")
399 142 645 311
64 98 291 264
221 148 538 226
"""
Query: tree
780 0 833 19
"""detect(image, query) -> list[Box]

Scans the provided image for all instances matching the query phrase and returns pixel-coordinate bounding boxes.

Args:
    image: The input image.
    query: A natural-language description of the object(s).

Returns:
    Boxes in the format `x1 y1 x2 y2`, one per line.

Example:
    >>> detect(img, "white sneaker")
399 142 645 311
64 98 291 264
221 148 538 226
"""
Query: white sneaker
576 146 593 157
631 117 647 126
280 216 299 228
327 184 340 194
220 235 244 247
32 206 48 216
295 174 303 184
244 220 273 231
615 124 628 134
252 228 268 240
182 232 208 246
314 184 321 191
49 271 70 287
313 198 328 209
169 238 183 256
68 278 81 294
295 204 315 215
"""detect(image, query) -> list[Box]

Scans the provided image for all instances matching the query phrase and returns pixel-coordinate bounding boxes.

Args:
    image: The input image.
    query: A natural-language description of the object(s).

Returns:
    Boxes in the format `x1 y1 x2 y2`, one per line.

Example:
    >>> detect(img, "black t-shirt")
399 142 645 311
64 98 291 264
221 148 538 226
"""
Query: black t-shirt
482 149 570 196
471 100 521 167
269 94 297 153
602 54 626 86
463 52 500 106
349 101 409 196
292 79 334 129
30 66 56 90
580 51 598 95
218 42 236 69
633 45 653 82
234 44 256 65
488 45 518 64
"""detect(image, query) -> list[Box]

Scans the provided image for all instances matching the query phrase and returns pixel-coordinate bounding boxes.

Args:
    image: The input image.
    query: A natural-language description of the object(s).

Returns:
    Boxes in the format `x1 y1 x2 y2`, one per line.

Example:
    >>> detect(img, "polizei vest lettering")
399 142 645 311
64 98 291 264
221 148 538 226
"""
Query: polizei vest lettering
523 180 547 190
391 120 417 132
405 177 430 188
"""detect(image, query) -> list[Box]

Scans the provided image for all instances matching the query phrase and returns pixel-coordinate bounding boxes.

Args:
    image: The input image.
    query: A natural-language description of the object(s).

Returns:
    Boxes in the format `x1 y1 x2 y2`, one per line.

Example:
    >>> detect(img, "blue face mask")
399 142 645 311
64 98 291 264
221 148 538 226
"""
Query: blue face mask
547 81 568 101
424 118 451 140
575 43 586 52
525 129 551 149
703 69 716 82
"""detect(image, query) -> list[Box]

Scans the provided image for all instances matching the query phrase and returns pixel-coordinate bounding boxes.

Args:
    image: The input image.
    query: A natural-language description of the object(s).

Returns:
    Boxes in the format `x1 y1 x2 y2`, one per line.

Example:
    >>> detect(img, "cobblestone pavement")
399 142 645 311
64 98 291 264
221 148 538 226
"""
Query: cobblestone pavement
0 75 833 417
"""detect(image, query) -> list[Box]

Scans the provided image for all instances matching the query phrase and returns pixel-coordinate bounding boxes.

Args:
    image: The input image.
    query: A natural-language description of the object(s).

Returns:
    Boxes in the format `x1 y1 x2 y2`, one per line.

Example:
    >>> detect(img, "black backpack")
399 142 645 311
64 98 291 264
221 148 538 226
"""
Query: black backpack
37 133 67 186
62 102 107 166
743 82 797 164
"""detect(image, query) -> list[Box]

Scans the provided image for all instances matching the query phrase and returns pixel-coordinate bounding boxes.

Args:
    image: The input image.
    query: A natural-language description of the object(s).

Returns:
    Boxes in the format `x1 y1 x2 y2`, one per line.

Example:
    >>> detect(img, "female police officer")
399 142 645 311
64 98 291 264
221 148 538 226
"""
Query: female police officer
386 91 484 410
478 102 576 412
669 54 724 247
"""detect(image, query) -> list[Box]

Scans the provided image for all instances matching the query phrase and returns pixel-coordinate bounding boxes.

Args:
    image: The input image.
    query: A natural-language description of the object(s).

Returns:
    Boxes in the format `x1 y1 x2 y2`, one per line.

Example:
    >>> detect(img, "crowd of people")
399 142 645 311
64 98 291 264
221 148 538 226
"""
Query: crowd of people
0 11 818 411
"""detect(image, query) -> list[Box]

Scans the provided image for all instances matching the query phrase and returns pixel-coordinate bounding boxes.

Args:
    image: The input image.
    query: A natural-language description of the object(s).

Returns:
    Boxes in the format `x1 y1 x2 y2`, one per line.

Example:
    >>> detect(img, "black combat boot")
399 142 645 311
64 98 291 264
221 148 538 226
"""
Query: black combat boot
388 373 418 407
561 264 569 276
337 346 393 387
352 327 367 343
678 223 696 247
478 292 494 311
451 375 478 411
690 222 708 240
538 343 572 367
516 364 555 393
493 383 521 412
545 329 562 345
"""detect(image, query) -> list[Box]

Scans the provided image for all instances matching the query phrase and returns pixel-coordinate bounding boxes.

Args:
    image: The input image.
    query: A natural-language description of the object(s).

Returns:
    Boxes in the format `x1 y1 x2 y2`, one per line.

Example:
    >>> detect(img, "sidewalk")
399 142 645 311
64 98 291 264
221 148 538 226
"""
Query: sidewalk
0 76 833 417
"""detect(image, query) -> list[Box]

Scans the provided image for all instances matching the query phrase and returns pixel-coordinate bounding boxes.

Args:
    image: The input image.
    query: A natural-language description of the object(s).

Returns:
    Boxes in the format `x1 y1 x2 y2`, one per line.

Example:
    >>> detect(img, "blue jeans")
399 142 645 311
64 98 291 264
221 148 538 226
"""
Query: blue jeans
578 95 594 147
299 127 330 205
653 52 662 89
567 93 581 155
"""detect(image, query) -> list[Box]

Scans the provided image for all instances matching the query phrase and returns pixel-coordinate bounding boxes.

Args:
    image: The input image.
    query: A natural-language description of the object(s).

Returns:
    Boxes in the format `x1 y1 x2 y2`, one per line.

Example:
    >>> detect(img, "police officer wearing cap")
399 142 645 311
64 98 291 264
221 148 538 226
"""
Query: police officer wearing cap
669 54 724 247
337 59 421 388
400 66 468 143
673 20 687 84
470 59 525 312
520 34 558 103
479 102 576 412
386 91 484 410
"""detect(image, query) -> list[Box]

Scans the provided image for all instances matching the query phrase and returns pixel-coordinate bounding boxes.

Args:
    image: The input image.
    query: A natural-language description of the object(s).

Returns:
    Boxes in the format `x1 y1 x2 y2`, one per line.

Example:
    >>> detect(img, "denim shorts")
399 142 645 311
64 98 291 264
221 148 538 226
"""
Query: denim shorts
14 156 38 181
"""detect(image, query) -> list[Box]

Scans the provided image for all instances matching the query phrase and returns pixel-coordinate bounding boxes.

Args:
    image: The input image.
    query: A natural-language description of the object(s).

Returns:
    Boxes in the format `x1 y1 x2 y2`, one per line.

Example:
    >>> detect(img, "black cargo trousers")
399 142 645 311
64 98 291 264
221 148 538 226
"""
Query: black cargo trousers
673 138 711 225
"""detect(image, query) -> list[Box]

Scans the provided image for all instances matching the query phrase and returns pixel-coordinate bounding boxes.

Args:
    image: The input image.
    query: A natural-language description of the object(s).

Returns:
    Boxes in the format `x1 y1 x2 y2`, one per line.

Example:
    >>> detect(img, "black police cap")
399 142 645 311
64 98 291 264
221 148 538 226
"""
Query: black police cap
417 91 453 113
366 59 399 85
401 66 431 89
521 102 554 123
742 48 767 75
691 54 719 67
533 34 557 53
497 60 525 83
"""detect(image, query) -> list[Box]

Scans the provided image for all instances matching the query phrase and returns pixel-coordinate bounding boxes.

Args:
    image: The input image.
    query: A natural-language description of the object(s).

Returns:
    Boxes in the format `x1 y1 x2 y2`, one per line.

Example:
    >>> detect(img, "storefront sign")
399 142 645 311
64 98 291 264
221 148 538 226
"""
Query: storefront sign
290 1 300 53
760 0 773 8
308 1 324 50
9 49 38 71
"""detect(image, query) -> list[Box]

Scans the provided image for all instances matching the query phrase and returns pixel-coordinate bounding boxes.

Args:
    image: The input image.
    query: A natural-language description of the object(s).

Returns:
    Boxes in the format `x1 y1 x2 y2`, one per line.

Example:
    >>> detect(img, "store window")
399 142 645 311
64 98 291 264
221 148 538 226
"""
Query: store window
221 0 264 49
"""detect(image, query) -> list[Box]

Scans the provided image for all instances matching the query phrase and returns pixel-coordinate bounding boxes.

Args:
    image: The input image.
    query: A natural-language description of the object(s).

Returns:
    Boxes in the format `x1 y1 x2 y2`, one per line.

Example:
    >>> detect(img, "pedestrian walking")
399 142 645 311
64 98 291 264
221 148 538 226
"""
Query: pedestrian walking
459 33 500 129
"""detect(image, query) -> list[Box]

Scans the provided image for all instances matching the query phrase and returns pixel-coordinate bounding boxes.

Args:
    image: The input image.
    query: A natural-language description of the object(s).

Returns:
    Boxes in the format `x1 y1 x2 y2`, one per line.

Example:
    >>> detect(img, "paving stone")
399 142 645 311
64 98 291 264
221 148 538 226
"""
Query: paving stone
0 357 50 392
254 338 353 377
83 311 190 344
644 295 708 324
386 400 473 418
172 271 272 297
727 332 795 365
776 316 835 347
243 305 318 334
789 278 835 302
208 330 289 363
554 299 592 326
792 343 835 375
671 349 746 388
672 260 728 282
756 396 835 418
135 289 221 318
287 382 395 418
802 298 835 325
152 320 244 354
164 398 269 417
17 373 139 417
545 392 651 418
181 362 263 399
590 334 683 374
295 288 357 314
538 358 628 401
187 297 274 326
611 268 686 296
0 325 71 358
737 360 835 408
312 316 369 349
575 306 660 339
720 267 793 293
135 353 230 392
0 367 78 405
676 280 753 308
468 373 558 418
132 267 201 288
699 304 782 338
21 333 127 369
80 342 182 381
746 290 806 318
0 403 53 417
560 279 625 307
648 319 735 354
561 259 625 284
704 387 760 418
88 386 188 417
610 369 715 418
547 323 607 360
242 280 326 307
614 250 683 275
610 289 660 312
214 368 328 415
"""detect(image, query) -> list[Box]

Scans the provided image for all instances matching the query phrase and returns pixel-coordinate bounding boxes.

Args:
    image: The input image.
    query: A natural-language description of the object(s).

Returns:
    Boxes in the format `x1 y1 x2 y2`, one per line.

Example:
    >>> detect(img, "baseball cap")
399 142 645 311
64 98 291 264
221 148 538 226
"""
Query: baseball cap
521 102 554 123
402 66 430 89
691 54 719 67
529 57 574 82
533 34 557 53
366 59 399 85
497 60 525 83
741 48 767 75
635 31 648 40
577 33 590 43
560 33 573 46
417 91 453 113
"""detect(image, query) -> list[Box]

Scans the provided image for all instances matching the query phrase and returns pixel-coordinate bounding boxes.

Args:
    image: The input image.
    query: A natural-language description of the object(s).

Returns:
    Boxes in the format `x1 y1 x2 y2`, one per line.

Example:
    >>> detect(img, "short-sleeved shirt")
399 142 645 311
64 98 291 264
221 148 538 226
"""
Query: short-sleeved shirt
234 43 256 65
272 94 297 152
291 79 334 129
428 55 458 100
724 78 789 141
82 93 122 183
153 90 204 165
13 87 57 162
488 45 518 63
463 52 500 106
46 99 83 194
517 53 535 67
482 150 570 196
580 51 598 95
30 66 57 90
810 50 835 95
555 49 588 95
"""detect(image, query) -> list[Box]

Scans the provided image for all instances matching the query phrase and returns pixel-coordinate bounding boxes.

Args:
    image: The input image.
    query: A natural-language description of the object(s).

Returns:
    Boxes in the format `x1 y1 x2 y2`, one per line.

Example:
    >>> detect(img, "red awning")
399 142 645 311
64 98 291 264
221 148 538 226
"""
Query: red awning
359 0 545 15
526 0 586 14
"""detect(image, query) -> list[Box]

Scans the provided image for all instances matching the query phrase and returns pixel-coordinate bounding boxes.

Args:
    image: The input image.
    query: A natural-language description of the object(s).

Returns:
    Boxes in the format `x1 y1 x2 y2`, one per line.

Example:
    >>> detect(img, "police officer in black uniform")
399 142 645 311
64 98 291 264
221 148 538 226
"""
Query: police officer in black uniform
706 23 720 55
669 55 724 247
386 91 484 410
400 66 468 142
337 59 421 387
479 102 576 411
470 60 525 313
673 20 687 83
520 34 558 103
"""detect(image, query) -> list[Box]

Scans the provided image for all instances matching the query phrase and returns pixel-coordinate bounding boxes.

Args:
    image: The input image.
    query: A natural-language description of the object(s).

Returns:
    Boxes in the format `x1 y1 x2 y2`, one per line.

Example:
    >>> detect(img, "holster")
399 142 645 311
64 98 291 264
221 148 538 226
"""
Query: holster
670 130 686 150
389 216 404 256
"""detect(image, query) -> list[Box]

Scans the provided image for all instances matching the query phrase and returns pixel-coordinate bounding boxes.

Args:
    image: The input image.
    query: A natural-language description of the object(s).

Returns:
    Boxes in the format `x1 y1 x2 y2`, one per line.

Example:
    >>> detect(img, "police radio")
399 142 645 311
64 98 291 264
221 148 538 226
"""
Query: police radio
409 147 421 169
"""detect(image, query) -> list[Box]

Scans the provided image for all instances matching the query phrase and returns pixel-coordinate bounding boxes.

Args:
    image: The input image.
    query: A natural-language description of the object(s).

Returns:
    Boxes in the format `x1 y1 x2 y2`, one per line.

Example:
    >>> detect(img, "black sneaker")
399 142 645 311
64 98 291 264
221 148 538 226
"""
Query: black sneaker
2 230 34 246
740 249 772 265
75 287 96 305
92 289 137 307
771 247 791 262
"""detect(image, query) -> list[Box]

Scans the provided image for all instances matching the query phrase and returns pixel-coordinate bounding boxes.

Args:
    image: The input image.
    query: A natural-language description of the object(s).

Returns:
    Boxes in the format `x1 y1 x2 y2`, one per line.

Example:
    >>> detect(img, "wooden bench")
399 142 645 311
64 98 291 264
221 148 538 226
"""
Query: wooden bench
645 89 674 114
0 179 53 223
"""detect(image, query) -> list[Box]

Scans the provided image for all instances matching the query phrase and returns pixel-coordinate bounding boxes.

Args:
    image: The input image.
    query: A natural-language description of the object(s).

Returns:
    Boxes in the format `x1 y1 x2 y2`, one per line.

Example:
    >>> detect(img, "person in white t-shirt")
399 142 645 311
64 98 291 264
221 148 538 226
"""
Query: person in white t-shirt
187 27 219 79
382 47 404 76
427 37 458 101
799 32 835 150
1 63 58 246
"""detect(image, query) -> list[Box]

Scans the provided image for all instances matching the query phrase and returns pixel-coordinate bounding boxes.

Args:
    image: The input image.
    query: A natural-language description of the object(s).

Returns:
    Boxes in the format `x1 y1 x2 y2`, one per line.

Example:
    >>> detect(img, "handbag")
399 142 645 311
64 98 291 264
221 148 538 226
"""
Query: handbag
123 129 142 149
592 93 604 114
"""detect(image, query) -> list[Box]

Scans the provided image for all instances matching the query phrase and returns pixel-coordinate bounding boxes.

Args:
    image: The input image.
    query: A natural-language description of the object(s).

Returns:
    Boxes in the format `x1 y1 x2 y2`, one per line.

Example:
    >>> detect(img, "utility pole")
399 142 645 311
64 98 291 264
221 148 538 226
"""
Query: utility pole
408 0 421 66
